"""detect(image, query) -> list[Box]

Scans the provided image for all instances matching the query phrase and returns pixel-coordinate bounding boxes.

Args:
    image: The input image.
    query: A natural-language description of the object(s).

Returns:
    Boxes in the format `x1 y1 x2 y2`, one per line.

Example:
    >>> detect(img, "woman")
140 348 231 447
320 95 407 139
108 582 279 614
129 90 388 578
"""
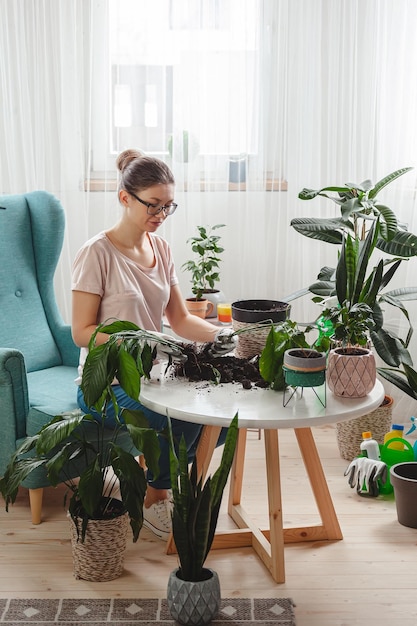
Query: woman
71 149 234 540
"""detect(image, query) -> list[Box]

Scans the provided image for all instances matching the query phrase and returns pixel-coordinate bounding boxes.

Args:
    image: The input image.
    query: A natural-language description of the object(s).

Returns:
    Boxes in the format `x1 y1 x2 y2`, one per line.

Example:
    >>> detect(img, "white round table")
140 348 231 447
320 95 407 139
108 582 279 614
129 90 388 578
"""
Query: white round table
140 363 385 583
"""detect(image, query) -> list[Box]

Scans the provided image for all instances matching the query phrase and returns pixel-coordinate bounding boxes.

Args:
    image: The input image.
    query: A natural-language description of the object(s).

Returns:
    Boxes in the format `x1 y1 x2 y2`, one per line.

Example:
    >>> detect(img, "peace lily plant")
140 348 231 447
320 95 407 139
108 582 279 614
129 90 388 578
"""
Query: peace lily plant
0 320 184 542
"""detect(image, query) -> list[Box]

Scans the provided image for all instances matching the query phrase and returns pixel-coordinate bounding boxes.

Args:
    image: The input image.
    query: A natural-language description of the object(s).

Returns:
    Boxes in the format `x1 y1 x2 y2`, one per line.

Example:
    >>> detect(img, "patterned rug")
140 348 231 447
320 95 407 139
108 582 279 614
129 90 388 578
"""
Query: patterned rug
0 598 296 625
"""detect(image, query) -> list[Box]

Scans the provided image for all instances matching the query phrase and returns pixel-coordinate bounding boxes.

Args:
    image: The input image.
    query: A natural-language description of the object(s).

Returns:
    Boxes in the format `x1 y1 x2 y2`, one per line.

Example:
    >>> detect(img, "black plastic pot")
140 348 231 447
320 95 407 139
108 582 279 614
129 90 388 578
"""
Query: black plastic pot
231 299 290 359
231 299 290 323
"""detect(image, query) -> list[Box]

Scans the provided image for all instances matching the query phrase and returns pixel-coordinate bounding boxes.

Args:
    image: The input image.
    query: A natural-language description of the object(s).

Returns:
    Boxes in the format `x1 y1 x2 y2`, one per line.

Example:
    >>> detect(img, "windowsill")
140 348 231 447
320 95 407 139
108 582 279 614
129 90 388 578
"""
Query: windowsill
83 177 288 192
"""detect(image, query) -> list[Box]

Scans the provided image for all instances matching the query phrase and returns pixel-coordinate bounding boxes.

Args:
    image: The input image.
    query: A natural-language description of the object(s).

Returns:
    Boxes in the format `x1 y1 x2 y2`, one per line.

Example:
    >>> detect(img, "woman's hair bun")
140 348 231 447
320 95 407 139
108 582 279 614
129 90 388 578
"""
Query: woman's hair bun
116 148 145 172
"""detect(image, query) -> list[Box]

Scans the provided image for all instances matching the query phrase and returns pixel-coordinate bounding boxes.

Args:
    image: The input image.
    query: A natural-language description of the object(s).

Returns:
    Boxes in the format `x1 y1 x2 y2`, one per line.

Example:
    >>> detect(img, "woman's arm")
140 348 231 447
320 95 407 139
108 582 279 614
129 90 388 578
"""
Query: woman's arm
72 290 109 348
165 284 219 343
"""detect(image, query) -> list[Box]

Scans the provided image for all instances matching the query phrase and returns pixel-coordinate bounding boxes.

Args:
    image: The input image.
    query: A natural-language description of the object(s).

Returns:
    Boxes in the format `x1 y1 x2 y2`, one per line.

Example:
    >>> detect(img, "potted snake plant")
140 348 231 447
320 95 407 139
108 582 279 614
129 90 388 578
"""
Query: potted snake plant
0 320 184 581
166 412 238 626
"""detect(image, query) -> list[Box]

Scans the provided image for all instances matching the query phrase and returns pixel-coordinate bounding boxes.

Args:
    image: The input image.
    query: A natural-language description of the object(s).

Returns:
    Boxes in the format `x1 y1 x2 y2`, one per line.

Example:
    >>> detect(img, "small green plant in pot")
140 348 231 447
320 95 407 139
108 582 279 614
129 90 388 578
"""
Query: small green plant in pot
257 319 329 392
182 223 226 302
166 412 238 626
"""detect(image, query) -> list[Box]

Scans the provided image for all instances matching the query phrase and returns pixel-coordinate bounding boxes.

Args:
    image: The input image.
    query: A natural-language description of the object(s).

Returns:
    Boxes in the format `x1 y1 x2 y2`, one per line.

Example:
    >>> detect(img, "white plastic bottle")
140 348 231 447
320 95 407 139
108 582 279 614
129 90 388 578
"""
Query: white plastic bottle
360 431 381 460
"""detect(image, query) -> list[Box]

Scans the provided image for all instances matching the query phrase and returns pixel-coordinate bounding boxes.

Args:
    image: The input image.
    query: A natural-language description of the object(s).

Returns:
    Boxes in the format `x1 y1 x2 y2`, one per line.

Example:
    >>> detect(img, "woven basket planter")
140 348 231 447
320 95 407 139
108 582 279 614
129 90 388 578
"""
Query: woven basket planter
336 394 394 461
69 501 129 581
231 299 290 358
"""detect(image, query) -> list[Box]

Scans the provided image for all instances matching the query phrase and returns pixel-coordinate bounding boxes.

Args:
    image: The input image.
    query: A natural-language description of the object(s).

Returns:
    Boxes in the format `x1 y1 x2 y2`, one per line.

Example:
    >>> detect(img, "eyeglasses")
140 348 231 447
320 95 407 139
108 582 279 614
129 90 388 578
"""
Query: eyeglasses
130 192 178 216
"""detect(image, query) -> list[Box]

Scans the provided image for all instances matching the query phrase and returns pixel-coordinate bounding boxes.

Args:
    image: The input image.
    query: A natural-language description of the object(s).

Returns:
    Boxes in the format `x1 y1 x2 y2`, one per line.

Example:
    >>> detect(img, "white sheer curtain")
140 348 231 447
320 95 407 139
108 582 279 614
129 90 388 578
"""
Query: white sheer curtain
2 0 417 419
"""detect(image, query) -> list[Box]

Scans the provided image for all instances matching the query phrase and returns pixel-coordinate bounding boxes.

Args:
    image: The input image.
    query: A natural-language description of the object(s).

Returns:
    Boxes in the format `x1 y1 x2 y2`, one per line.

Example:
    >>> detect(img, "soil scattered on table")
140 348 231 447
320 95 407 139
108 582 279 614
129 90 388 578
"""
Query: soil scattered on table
171 343 268 390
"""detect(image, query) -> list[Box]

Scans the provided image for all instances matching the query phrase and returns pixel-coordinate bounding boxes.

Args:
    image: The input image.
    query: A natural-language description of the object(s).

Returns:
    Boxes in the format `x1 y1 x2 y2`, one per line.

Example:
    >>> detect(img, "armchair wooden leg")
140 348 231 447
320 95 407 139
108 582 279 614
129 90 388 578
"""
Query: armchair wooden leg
29 488 43 525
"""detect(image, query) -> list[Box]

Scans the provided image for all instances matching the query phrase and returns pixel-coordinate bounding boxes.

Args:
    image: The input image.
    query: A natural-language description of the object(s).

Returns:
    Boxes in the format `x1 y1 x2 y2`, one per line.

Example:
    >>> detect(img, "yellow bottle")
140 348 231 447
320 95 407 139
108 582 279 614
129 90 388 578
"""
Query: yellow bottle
383 424 405 451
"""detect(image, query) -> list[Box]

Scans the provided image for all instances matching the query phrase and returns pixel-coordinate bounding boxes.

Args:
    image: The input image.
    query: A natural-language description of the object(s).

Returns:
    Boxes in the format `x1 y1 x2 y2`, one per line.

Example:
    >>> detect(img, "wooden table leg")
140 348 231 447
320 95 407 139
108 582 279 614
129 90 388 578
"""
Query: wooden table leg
294 427 343 541
227 428 286 583
228 428 247 510
263 428 285 582
194 425 222 482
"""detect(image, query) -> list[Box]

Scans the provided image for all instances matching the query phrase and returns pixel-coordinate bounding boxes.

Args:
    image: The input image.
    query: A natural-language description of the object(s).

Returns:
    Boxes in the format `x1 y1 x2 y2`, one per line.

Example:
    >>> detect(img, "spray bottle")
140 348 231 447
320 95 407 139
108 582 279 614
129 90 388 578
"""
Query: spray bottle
406 417 417 460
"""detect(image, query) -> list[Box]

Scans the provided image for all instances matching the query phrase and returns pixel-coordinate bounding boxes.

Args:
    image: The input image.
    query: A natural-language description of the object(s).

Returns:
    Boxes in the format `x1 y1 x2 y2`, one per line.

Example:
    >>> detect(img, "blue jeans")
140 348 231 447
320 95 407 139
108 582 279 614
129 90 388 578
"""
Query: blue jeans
77 385 227 490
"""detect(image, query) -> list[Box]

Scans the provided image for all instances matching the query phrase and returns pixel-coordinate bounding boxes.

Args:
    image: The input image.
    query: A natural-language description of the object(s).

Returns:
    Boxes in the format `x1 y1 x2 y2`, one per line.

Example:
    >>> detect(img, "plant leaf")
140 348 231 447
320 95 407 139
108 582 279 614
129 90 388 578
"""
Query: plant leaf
111 445 147 542
370 328 412 367
368 166 413 199
77 457 104 517
116 349 141 400
81 343 111 408
290 218 347 244
377 230 417 257
377 367 417 399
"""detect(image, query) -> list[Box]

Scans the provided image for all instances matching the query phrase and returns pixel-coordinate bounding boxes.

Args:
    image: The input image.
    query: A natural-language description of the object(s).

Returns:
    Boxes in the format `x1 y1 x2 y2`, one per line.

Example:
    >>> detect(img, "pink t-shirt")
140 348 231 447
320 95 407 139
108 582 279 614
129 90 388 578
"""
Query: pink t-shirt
72 231 179 376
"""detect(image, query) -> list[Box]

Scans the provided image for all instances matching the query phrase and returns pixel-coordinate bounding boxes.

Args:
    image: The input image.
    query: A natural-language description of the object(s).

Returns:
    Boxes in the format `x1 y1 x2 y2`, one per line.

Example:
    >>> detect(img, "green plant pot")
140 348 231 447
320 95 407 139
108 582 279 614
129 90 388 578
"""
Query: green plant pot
283 367 326 388
283 348 326 388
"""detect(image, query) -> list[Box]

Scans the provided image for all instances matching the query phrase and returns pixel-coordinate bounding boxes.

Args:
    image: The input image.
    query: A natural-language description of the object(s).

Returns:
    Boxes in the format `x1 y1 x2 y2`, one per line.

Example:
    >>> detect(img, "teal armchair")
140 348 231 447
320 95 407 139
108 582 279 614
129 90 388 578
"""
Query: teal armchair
0 192 80 523
0 192 138 524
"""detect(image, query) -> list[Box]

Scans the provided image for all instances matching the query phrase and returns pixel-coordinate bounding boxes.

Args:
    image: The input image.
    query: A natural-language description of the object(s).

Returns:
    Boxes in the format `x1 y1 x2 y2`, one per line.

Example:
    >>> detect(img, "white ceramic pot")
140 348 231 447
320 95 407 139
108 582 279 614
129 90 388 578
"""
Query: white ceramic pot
201 289 226 318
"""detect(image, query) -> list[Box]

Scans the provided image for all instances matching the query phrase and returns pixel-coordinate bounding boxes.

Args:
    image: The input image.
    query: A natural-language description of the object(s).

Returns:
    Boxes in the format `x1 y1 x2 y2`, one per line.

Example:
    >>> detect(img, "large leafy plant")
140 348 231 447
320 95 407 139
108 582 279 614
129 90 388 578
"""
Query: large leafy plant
290 168 417 367
182 224 225 300
0 320 184 542
168 412 238 582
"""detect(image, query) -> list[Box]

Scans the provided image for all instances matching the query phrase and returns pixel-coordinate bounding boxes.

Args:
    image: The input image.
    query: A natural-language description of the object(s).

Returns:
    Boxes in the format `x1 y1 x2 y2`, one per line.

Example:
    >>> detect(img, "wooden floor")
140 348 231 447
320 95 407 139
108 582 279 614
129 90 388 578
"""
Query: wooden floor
2 425 417 626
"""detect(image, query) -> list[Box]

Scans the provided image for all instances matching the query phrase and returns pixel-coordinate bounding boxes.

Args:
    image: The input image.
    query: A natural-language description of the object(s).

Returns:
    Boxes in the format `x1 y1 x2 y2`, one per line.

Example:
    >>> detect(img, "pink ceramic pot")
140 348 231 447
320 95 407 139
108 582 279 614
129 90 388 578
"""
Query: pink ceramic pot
327 347 376 398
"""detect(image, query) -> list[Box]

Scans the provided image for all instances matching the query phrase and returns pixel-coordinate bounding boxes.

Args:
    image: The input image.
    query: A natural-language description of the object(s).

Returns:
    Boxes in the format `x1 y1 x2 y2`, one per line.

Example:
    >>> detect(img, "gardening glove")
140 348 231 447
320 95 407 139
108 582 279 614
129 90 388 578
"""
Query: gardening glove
344 457 387 497
209 328 237 356
145 331 187 363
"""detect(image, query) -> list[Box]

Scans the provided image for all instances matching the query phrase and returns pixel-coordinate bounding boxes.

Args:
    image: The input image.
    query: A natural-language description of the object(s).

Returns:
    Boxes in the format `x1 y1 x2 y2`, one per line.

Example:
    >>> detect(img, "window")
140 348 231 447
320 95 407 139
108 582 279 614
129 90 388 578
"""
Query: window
91 0 260 172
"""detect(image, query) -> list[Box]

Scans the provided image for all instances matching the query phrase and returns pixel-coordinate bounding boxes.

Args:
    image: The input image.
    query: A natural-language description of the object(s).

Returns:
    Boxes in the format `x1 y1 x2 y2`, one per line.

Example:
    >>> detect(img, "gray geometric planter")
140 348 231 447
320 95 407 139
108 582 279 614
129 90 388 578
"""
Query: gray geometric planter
167 567 220 626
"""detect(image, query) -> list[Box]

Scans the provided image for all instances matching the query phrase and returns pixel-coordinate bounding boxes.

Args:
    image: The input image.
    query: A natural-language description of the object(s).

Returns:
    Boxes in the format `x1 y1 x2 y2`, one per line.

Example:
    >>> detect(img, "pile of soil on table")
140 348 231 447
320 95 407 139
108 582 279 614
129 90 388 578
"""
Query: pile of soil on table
171 343 269 390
